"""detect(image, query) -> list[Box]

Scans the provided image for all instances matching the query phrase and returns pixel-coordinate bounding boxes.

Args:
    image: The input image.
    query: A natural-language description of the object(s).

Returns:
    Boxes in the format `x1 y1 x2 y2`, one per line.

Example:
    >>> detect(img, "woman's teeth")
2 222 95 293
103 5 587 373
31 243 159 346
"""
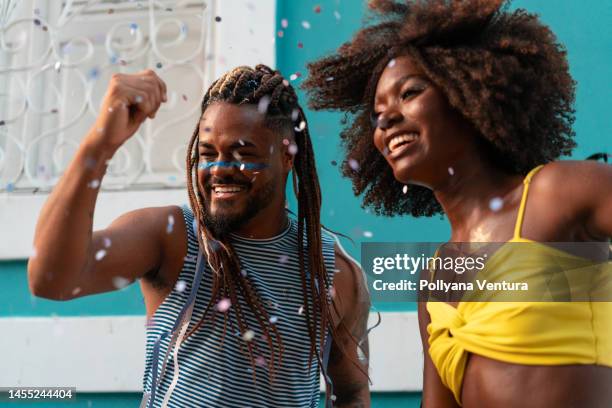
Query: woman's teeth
388 133 418 152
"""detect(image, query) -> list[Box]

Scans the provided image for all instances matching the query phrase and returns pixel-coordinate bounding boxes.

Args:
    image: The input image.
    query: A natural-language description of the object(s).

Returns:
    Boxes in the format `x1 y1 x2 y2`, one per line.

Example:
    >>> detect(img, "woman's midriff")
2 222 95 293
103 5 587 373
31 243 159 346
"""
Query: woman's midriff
461 353 612 408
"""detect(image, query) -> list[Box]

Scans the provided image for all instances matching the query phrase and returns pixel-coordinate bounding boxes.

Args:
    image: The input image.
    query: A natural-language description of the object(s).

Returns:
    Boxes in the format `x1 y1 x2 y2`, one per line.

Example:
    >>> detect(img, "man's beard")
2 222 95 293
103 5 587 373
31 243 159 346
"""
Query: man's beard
201 177 277 237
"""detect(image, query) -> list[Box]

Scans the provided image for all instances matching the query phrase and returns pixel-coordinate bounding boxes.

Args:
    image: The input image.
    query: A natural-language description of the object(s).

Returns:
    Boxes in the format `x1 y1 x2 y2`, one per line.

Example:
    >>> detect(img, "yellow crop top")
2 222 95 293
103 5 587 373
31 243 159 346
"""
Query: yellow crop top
426 165 612 406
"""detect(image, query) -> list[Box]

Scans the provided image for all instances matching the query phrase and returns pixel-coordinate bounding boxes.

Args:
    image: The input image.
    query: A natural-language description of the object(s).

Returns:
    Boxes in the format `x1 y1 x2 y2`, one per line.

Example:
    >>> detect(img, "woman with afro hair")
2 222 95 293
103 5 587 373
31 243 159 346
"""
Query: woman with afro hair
304 0 612 407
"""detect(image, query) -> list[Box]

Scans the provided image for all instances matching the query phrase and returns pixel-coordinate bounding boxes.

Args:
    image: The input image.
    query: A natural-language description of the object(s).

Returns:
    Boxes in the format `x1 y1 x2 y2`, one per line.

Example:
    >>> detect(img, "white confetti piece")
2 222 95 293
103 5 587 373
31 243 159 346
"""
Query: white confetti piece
325 76 334 81
298 305 304 315
301 21 311 29
167 214 175 234
489 197 503 212
281 18 288 28
103 237 112 248
269 316 278 324
71 287 82 296
288 144 298 155
242 330 255 341
448 167 455 175
216 298 231 312
363 231 373 238
54 61 61 72
289 74 298 81
334 11 341 20
88 179 100 189
278 254 289 263
112 276 130 289
135 95 143 103
257 95 271 114
387 59 396 68
240 269 248 277
294 120 306 132
291 109 299 121
402 185 408 194
175 280 187 292
348 159 360 171
95 249 107 260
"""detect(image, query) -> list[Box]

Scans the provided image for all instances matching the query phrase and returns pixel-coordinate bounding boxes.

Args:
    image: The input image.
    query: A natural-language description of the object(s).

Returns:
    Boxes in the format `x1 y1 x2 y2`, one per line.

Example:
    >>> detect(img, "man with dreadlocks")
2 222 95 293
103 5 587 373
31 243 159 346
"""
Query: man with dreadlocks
28 65 371 407
304 0 611 407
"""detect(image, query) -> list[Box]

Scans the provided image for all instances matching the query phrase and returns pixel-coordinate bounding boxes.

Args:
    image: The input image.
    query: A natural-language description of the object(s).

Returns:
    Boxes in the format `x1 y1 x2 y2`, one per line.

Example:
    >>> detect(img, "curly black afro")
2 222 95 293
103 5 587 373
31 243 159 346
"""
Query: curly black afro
303 0 576 217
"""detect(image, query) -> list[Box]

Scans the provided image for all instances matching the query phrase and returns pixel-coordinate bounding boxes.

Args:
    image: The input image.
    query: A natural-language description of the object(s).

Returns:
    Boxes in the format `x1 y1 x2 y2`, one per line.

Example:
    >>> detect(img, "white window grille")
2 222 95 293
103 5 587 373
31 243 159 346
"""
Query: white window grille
0 0 275 258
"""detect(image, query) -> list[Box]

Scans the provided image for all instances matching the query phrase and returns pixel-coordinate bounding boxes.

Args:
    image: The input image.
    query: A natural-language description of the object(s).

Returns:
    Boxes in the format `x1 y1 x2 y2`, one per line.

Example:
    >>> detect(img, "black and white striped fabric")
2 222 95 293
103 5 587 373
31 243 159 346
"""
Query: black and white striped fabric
142 205 337 407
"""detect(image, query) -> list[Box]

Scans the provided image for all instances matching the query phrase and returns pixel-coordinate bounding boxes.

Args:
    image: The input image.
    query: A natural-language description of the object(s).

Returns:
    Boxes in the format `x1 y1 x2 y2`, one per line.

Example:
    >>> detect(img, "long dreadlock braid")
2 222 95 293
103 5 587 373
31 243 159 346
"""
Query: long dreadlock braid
183 64 340 381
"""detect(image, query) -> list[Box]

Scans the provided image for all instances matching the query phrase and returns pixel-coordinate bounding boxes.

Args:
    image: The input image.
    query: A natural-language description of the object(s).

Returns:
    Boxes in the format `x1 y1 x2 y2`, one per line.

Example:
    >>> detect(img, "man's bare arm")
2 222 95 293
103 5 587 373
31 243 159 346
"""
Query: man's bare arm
327 243 371 407
27 70 170 300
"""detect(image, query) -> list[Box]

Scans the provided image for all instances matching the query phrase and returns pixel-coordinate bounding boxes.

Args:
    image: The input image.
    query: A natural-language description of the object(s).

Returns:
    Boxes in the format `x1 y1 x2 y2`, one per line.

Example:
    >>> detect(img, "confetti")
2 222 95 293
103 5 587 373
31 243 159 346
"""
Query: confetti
88 67 100 80
167 214 175 233
88 179 100 189
103 237 112 248
289 74 298 81
291 109 299 121
175 280 187 292
348 158 360 171
282 79 289 87
156 62 163 69
325 76 334 82
95 249 107 260
54 61 61 72
329 286 336 298
278 254 289 263
129 22 138 35
255 356 266 366
242 330 255 341
288 144 298 155
294 121 306 132
216 298 231 312
387 59 396 68
331 160 337 166
489 197 503 212
448 167 455 175
330 395 337 402
135 95 143 103
257 95 271 114
269 316 278 324
71 287 82 296
33 19 41 26
334 11 341 20
215 16 222 22
301 21 311 29
282 138 290 146
112 276 130 289
363 231 373 238
281 19 288 28
402 185 408 194
298 305 304 315
277 30 284 38
297 42 303 49
314 5 321 13
240 269 248 277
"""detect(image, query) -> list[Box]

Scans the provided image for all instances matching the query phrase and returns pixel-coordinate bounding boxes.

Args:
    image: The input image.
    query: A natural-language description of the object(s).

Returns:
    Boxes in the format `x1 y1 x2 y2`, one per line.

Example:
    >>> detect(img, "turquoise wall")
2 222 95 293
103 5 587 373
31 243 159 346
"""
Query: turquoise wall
2 1 609 407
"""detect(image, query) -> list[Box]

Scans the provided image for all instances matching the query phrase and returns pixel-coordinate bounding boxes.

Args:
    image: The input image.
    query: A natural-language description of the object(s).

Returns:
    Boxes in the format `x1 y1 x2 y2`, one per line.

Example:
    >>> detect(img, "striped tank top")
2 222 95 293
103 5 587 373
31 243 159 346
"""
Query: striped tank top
142 205 337 407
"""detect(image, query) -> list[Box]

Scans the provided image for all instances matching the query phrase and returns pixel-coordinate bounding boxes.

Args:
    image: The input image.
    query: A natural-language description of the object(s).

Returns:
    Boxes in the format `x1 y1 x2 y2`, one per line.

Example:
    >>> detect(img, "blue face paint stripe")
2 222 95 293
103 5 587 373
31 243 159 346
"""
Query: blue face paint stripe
197 161 269 171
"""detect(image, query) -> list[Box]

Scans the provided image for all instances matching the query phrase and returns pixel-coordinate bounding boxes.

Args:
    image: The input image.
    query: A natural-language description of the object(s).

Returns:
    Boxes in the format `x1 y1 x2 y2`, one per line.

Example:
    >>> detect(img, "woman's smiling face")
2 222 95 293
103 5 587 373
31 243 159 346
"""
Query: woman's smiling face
372 55 477 188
